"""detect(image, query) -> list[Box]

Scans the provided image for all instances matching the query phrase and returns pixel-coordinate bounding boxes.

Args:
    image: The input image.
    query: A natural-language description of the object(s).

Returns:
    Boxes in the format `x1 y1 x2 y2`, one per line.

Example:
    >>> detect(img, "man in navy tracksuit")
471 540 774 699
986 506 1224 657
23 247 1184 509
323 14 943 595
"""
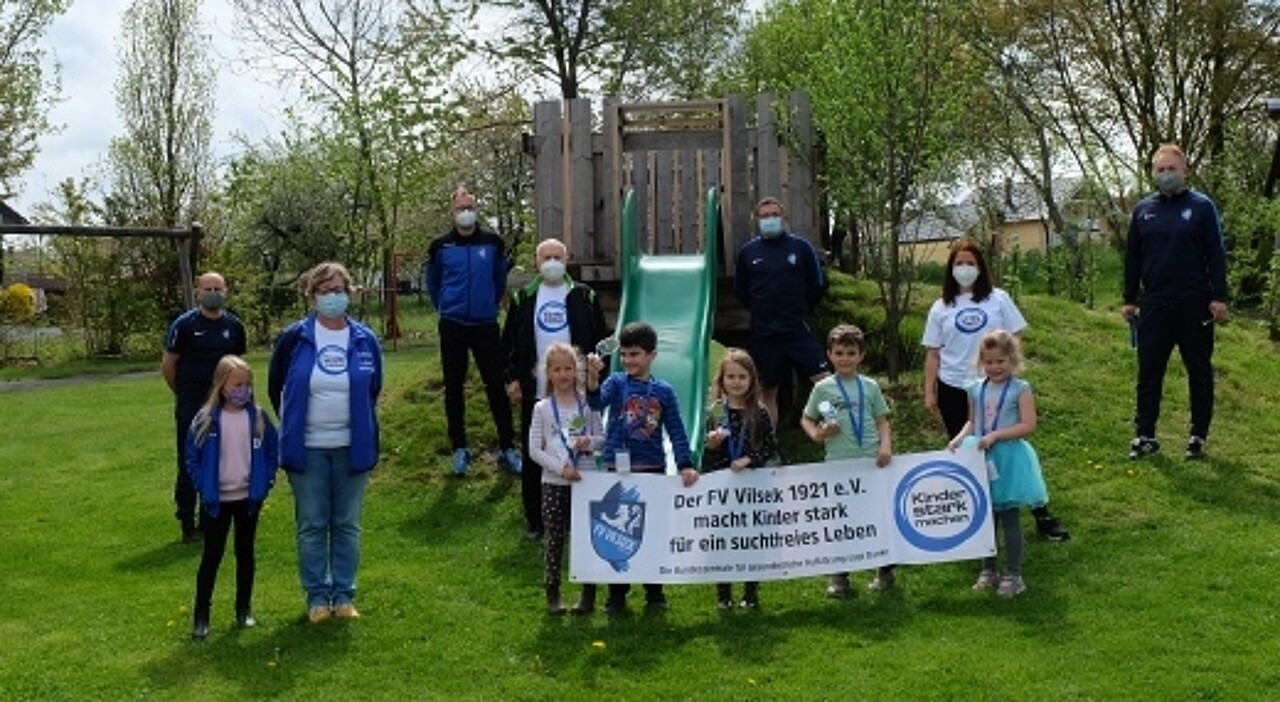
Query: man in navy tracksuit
1122 144 1229 461
734 196 830 425
426 188 522 476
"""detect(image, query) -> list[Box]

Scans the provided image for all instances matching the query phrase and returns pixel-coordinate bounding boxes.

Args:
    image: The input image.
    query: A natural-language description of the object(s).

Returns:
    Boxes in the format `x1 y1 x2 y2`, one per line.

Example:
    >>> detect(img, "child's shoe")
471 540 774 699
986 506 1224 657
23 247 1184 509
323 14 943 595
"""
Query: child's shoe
603 596 627 615
972 569 998 591
570 585 596 616
308 605 331 624
715 583 734 610
192 611 210 641
644 593 670 613
1185 435 1207 460
740 582 760 610
498 448 523 475
997 575 1026 599
825 573 851 598
451 448 471 476
1128 436 1160 460
867 567 896 592
235 610 257 628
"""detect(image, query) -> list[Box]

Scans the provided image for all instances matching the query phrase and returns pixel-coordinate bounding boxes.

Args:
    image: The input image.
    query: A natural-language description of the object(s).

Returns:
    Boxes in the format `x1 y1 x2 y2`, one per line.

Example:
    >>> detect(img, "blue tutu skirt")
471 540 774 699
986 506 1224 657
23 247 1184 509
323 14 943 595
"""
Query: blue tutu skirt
962 435 1048 510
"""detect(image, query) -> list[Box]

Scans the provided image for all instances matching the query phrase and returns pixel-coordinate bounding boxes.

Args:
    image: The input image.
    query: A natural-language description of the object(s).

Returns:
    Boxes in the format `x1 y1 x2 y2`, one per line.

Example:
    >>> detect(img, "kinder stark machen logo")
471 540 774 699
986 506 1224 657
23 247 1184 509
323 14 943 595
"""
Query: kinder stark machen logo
894 460 988 551
590 482 646 572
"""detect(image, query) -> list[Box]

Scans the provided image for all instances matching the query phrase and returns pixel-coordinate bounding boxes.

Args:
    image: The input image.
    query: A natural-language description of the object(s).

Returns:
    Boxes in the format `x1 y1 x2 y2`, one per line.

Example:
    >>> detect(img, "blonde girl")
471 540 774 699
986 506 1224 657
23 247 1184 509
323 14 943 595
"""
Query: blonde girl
527 342 604 615
702 348 778 609
946 330 1047 598
185 355 278 640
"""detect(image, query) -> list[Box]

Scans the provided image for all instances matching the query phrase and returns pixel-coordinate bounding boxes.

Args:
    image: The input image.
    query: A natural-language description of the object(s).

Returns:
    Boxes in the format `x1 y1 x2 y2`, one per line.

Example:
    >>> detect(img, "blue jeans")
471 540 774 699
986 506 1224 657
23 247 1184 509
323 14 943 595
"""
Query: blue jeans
289 448 370 608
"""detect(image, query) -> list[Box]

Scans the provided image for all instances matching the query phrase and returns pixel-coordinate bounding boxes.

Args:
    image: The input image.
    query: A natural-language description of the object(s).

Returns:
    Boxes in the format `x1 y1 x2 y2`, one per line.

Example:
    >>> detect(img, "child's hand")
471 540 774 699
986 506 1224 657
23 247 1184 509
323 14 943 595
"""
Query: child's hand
978 435 997 451
562 465 582 482
730 457 752 471
705 430 726 449
876 449 891 468
573 436 591 452
586 353 605 378
820 421 840 440
946 439 959 452
680 468 699 487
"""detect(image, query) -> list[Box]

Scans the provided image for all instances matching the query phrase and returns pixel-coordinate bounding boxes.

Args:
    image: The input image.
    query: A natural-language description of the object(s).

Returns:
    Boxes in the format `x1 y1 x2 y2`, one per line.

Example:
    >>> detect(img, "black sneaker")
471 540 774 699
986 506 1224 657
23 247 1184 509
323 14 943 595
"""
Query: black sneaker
1185 436 1206 460
1128 436 1160 460
644 594 670 613
1035 515 1071 541
603 598 627 615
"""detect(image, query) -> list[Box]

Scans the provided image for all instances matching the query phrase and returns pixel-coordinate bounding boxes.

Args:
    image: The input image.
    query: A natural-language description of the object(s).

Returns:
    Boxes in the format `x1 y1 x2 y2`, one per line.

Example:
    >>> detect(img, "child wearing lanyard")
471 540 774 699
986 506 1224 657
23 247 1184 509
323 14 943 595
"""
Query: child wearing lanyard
586 321 698 614
946 329 1047 599
801 324 894 598
703 348 779 609
528 343 604 615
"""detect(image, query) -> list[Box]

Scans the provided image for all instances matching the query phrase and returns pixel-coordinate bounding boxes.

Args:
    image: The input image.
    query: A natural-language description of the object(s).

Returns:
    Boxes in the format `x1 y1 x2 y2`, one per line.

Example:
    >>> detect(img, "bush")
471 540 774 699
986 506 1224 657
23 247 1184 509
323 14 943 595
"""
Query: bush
0 284 37 324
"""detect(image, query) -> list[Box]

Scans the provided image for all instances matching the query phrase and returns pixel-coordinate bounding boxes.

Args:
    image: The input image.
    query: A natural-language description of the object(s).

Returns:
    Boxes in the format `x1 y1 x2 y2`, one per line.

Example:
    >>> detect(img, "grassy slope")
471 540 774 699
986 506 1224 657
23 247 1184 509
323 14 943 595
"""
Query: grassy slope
1 291 1279 700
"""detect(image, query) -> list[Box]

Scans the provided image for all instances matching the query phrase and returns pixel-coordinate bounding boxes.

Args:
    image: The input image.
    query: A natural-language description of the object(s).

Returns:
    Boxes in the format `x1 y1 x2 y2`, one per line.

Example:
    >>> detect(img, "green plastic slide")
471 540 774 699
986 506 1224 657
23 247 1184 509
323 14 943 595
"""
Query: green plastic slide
611 188 719 471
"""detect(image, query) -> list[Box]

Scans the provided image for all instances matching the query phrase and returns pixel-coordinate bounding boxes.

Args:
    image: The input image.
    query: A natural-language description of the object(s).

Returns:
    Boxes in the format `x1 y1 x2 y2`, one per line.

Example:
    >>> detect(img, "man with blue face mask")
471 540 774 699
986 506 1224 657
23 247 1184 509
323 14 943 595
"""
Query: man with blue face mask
163 271 247 542
501 238 608 541
1122 144 1229 461
426 188 522 476
734 196 830 425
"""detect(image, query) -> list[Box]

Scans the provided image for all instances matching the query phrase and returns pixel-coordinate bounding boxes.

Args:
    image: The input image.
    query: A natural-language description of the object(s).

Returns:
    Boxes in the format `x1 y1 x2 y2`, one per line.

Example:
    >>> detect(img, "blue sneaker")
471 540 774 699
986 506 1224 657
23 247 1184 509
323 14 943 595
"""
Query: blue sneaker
498 448 523 475
451 448 471 476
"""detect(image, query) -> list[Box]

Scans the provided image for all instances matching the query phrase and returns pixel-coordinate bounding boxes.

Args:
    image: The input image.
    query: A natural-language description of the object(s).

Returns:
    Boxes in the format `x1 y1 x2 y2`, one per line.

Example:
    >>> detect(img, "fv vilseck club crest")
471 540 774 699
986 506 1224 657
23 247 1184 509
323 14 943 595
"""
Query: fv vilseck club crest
590 482 647 572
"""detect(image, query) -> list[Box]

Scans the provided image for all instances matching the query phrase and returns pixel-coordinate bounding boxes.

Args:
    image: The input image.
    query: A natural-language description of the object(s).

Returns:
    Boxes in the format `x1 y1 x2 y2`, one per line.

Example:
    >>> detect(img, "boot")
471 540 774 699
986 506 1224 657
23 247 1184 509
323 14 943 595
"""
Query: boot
546 584 566 615
570 584 596 616
192 607 210 641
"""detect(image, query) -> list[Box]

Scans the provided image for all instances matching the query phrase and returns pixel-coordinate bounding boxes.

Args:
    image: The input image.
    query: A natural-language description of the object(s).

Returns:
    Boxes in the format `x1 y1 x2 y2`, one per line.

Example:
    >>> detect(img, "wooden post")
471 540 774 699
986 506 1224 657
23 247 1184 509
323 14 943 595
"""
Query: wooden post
533 100 565 258
568 98 593 258
724 95 750 276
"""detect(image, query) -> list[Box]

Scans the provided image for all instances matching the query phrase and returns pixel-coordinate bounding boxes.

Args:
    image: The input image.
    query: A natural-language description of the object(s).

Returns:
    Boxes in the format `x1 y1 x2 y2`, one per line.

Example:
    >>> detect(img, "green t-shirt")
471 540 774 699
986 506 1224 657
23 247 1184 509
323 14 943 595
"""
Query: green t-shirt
803 373 890 461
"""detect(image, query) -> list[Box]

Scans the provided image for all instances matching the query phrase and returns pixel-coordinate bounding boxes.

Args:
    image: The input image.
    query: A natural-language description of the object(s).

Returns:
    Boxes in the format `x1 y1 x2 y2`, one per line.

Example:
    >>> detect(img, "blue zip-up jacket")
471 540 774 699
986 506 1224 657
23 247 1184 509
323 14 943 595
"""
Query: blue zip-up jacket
425 227 509 325
184 404 279 518
734 232 826 336
587 372 694 471
267 314 383 473
1124 188 1227 305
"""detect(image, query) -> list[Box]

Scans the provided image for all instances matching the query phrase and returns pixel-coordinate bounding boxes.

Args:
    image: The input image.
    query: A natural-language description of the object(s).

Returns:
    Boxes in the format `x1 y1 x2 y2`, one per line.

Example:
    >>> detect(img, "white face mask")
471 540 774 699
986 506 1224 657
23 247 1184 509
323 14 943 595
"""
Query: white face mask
539 258 566 282
454 209 477 228
952 264 980 288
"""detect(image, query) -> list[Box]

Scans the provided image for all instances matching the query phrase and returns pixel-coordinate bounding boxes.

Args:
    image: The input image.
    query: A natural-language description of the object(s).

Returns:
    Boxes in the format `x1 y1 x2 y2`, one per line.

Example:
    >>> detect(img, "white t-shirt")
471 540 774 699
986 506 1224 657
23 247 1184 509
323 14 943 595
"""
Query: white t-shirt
306 323 352 448
532 283 571 399
921 288 1027 388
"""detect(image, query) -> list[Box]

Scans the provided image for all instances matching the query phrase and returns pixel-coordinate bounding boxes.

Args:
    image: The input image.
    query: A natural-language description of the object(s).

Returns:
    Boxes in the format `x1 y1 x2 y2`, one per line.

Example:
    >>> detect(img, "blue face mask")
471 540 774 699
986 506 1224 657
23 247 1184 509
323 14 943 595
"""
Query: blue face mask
1154 171 1184 195
759 217 784 238
316 292 349 319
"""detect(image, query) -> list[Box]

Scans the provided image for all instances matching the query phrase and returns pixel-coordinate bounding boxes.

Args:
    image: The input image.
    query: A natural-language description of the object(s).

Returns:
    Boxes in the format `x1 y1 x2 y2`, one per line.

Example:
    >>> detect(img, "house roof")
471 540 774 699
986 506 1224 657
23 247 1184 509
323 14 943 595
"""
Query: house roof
900 176 1087 243
1 200 30 225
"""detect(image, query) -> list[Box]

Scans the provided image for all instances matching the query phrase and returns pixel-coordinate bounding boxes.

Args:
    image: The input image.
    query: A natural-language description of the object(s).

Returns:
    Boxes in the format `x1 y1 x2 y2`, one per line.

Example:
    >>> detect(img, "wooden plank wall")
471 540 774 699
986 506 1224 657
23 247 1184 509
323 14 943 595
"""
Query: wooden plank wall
531 93 816 282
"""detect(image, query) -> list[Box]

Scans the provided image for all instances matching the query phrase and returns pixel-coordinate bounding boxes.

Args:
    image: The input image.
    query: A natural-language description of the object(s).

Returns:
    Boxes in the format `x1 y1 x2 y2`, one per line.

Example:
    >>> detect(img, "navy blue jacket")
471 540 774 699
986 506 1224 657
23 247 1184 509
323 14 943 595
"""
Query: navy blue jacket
425 227 509 325
268 315 383 473
185 404 278 518
1124 188 1227 305
734 232 826 336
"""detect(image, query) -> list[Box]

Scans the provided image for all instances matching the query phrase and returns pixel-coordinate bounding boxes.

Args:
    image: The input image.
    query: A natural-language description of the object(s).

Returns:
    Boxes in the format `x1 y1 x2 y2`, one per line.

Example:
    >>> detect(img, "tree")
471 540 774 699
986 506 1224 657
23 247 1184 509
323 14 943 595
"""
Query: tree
0 0 68 194
741 0 979 381
108 0 215 228
484 0 746 99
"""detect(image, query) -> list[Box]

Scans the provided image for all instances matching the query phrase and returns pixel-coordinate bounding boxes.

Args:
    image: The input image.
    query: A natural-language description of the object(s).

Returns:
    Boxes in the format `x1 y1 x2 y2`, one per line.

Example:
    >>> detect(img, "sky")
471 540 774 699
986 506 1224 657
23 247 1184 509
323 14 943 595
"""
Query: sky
9 0 292 217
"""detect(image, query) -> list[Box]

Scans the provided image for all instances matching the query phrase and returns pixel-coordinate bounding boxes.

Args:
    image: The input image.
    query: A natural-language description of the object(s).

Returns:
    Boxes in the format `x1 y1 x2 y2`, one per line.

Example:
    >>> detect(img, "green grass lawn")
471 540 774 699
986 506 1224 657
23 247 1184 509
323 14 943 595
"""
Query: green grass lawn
2 293 1280 700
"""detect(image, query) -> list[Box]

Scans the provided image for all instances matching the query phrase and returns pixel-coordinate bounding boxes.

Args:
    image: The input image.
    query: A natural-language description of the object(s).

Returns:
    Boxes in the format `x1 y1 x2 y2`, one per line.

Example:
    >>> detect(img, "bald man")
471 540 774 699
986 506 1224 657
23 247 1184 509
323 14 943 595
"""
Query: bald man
502 239 608 539
162 272 246 542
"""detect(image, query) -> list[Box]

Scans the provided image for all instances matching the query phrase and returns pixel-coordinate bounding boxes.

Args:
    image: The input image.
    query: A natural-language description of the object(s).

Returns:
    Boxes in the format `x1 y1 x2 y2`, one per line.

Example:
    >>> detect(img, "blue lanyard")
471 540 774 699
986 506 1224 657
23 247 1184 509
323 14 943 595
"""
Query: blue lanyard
834 374 865 446
721 405 748 460
978 379 1012 435
551 392 586 464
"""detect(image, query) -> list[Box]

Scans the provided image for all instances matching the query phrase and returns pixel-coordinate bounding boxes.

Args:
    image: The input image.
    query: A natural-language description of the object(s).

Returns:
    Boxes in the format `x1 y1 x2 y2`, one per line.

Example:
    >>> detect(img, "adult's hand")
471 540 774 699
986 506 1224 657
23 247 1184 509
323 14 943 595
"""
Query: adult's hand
505 380 521 402
1208 301 1228 324
1121 304 1138 321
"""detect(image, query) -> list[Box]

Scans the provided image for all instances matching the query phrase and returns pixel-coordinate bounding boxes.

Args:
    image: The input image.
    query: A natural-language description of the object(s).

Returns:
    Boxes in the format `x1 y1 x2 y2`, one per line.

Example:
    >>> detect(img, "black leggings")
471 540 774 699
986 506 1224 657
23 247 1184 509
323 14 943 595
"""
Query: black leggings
194 500 260 617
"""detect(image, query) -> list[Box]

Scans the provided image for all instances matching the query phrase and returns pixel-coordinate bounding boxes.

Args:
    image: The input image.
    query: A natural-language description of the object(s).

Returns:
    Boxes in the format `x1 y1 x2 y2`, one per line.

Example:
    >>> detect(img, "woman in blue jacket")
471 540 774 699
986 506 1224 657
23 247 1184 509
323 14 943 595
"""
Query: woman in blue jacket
268 262 383 625
185 355 279 640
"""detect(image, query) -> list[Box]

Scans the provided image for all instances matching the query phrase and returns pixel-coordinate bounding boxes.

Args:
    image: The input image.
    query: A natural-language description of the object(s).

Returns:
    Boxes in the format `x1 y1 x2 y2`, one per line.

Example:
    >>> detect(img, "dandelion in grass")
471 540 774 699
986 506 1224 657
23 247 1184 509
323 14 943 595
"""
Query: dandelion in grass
592 640 606 650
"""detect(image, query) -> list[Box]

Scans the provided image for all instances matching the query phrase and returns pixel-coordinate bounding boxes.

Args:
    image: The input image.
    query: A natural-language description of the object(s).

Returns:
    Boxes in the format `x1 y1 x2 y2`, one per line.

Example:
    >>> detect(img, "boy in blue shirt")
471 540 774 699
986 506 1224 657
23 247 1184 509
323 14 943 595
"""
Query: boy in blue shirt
587 321 699 614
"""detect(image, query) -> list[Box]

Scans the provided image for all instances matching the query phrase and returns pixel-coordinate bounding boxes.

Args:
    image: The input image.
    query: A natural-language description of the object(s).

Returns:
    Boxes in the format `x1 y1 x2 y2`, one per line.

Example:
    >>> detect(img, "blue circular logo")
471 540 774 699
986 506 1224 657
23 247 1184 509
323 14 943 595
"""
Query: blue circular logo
894 460 988 551
953 307 988 334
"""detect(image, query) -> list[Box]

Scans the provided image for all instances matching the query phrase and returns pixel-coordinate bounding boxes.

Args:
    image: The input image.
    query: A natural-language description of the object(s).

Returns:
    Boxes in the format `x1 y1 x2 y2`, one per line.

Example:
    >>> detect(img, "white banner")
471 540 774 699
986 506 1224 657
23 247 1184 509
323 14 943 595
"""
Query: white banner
569 448 995 583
